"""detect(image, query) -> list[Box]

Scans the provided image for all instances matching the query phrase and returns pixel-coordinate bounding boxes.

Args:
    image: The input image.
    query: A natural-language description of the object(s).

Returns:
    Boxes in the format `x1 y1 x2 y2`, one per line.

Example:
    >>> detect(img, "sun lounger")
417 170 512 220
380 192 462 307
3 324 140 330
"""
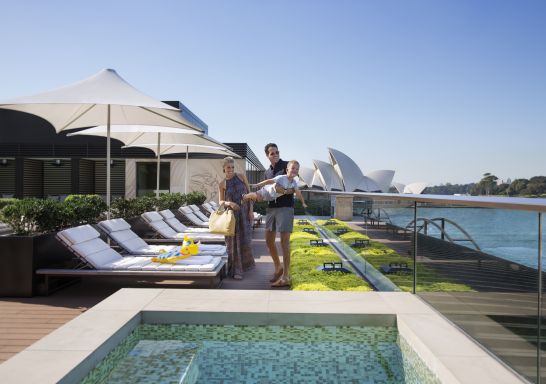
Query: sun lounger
141 211 225 244
202 202 216 215
98 218 226 255
209 201 219 210
189 204 210 221
158 209 214 233
179 206 209 227
35 224 226 292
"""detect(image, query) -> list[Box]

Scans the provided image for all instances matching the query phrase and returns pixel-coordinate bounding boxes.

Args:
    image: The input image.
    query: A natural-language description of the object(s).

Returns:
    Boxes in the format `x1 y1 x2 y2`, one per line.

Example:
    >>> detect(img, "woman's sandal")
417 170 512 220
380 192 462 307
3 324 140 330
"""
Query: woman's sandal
271 278 290 288
269 269 283 283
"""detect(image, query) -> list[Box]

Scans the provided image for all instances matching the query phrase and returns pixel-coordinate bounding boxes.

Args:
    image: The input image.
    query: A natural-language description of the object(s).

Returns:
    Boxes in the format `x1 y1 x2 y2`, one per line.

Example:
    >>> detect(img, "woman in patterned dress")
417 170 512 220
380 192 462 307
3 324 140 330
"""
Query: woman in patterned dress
218 157 255 279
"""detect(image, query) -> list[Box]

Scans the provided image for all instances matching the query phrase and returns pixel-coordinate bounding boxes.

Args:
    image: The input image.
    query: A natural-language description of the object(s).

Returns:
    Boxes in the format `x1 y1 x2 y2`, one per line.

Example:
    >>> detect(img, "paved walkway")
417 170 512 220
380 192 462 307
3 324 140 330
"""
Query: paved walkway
0 225 282 363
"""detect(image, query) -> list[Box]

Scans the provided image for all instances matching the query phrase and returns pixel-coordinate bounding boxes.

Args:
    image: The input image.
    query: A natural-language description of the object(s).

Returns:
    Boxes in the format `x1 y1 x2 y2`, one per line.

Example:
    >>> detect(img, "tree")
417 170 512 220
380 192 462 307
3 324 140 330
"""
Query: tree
470 173 499 196
507 178 529 196
526 176 546 196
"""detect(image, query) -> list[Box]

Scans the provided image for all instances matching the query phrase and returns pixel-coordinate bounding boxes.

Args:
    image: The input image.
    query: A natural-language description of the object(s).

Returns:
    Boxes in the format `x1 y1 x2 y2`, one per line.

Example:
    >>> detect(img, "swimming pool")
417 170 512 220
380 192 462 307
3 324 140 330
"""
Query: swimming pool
0 289 525 383
82 324 440 384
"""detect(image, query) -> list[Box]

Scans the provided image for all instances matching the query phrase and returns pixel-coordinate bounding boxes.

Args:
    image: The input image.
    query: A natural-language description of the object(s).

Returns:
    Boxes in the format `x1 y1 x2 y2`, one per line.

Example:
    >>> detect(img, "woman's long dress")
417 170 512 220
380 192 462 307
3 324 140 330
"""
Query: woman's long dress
224 175 255 276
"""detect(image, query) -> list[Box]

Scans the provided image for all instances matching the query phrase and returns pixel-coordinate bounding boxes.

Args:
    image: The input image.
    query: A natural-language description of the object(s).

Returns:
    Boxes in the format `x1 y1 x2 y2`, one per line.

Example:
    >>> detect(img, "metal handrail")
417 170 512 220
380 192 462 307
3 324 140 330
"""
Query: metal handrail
404 217 481 251
309 190 546 213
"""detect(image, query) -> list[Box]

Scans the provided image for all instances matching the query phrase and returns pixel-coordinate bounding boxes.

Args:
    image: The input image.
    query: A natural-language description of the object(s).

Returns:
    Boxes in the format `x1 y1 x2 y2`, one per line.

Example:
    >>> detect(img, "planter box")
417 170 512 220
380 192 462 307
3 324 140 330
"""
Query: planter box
0 233 74 297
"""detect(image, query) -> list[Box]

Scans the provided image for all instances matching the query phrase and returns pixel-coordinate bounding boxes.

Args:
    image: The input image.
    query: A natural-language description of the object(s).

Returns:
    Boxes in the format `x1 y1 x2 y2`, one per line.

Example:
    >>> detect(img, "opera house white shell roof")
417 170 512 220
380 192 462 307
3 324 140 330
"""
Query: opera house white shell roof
328 147 365 192
298 166 325 189
298 148 426 195
312 160 344 191
366 170 395 193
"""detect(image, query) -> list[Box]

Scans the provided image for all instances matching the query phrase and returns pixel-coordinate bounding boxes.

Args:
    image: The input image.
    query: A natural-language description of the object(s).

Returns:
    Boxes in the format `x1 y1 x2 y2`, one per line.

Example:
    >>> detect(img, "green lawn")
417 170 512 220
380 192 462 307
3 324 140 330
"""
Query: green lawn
316 219 473 292
289 222 373 291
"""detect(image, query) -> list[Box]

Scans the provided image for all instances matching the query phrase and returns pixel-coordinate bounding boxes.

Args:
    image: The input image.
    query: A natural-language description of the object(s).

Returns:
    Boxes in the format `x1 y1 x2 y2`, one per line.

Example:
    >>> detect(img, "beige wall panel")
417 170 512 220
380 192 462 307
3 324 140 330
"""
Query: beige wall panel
125 158 247 202
125 159 136 198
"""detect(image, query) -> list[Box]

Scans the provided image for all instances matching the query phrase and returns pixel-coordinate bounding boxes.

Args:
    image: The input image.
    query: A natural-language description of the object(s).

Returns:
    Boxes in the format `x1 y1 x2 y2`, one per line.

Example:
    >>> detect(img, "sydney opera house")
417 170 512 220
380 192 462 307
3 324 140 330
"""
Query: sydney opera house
298 147 428 194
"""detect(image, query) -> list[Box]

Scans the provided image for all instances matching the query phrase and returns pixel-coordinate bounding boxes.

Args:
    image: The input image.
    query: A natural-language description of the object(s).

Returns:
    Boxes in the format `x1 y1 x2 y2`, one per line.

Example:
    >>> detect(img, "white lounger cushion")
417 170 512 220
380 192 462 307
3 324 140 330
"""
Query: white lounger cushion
142 211 164 223
178 208 208 227
179 206 193 215
59 224 101 245
195 244 226 256
159 210 212 233
116 256 221 271
103 256 221 271
98 219 175 255
132 244 178 255
98 218 132 232
60 225 223 272
85 248 127 269
149 218 223 241
142 212 187 238
189 205 210 222
201 203 216 215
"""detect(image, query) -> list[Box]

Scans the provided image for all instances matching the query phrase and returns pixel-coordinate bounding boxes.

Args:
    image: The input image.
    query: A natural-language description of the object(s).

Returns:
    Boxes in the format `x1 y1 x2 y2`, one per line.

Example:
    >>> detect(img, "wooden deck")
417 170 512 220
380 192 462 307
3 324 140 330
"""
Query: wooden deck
0 226 283 364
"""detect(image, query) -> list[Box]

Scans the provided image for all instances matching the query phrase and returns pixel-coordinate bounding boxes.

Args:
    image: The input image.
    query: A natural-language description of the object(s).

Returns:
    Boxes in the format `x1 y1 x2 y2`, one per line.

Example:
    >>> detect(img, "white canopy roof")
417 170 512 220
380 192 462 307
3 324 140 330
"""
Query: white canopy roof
69 125 239 158
0 69 202 132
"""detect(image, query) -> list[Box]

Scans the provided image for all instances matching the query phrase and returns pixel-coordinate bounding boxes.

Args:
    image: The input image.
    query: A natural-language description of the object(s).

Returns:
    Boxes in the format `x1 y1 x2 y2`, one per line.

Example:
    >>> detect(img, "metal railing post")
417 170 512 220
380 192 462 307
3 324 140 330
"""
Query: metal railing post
538 212 543 384
413 201 417 294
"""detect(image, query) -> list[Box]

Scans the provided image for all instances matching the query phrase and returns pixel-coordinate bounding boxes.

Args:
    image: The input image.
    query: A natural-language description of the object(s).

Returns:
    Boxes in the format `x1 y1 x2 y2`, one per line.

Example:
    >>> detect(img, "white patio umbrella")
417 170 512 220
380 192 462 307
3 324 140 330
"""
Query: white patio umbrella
0 69 202 217
69 125 239 195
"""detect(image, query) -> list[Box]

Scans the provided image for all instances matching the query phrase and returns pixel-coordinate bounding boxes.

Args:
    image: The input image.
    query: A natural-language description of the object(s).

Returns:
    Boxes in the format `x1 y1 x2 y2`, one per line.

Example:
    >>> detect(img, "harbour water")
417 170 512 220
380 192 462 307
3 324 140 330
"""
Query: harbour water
379 207 544 269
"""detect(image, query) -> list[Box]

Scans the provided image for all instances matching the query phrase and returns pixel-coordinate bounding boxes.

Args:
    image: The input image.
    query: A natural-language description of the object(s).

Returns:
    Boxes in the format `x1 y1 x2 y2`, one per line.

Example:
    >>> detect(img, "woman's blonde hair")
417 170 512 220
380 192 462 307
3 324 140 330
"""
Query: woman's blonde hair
222 156 235 171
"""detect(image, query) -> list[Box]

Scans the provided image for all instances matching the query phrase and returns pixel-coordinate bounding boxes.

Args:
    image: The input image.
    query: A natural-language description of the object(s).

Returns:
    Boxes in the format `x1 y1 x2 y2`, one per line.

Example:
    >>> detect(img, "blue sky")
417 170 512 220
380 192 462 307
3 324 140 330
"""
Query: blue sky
1 0 544 185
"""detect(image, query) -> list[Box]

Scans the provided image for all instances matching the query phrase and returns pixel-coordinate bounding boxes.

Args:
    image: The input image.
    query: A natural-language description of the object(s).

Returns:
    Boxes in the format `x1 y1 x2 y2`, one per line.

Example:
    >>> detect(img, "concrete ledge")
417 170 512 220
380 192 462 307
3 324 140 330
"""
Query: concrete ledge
0 289 526 384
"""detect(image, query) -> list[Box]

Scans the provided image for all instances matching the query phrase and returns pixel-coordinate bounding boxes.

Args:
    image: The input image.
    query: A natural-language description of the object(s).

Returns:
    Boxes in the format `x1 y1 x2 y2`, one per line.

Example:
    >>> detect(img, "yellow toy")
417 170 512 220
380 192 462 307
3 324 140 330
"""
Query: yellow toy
152 235 199 263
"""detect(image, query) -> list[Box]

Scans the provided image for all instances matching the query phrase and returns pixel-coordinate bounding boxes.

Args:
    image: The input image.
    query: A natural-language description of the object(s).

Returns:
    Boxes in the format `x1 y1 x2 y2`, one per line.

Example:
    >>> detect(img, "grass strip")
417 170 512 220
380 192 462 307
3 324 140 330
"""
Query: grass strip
289 222 373 291
316 219 473 292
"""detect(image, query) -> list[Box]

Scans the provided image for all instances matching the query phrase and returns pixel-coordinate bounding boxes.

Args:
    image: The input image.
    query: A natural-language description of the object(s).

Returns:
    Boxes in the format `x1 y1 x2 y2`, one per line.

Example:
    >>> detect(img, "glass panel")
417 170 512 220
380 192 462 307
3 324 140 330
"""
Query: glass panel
136 162 170 197
360 199 416 292
382 202 539 383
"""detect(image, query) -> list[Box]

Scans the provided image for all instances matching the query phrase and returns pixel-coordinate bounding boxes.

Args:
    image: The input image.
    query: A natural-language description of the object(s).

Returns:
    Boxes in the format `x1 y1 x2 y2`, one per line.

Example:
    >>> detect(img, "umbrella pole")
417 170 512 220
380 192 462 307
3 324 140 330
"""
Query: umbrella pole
156 132 161 200
106 105 111 220
185 146 189 194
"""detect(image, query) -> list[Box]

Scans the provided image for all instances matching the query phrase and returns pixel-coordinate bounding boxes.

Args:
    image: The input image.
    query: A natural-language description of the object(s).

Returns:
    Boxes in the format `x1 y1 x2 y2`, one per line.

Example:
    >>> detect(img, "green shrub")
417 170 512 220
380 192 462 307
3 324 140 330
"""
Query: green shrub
185 191 207 205
304 200 331 216
0 198 17 210
64 194 106 226
0 198 69 235
253 201 268 215
157 193 186 210
111 198 140 218
137 195 159 213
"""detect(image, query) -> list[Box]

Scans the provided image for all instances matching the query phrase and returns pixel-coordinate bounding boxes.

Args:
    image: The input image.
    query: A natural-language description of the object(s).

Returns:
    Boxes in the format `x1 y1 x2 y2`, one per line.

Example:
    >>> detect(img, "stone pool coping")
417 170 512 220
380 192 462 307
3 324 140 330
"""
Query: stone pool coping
0 289 525 384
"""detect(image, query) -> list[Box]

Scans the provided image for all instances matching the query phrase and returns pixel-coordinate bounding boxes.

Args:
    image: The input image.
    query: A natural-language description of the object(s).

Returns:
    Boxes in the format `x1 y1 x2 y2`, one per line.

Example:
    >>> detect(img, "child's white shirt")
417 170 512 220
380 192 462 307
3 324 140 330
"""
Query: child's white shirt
261 175 298 201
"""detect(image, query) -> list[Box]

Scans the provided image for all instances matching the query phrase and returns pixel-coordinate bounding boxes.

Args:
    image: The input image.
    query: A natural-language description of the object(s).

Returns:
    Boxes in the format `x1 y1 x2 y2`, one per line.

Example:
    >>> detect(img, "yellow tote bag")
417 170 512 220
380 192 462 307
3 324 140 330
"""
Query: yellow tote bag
208 205 236 236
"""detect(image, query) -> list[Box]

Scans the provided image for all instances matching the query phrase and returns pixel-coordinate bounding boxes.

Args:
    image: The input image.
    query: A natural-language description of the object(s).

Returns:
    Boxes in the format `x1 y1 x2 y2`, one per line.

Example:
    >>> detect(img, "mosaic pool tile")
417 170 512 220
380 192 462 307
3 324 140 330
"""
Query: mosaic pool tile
82 324 441 384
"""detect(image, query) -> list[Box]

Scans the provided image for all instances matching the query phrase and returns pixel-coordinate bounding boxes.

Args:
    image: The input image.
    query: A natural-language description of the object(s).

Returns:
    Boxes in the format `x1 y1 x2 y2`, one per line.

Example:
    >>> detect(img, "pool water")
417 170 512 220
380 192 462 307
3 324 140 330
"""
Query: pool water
82 324 440 384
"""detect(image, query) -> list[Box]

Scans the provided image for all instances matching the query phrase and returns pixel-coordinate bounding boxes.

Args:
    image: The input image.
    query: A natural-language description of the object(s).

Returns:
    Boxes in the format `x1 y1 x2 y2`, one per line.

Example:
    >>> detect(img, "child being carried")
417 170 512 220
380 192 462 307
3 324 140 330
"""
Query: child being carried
243 160 307 208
